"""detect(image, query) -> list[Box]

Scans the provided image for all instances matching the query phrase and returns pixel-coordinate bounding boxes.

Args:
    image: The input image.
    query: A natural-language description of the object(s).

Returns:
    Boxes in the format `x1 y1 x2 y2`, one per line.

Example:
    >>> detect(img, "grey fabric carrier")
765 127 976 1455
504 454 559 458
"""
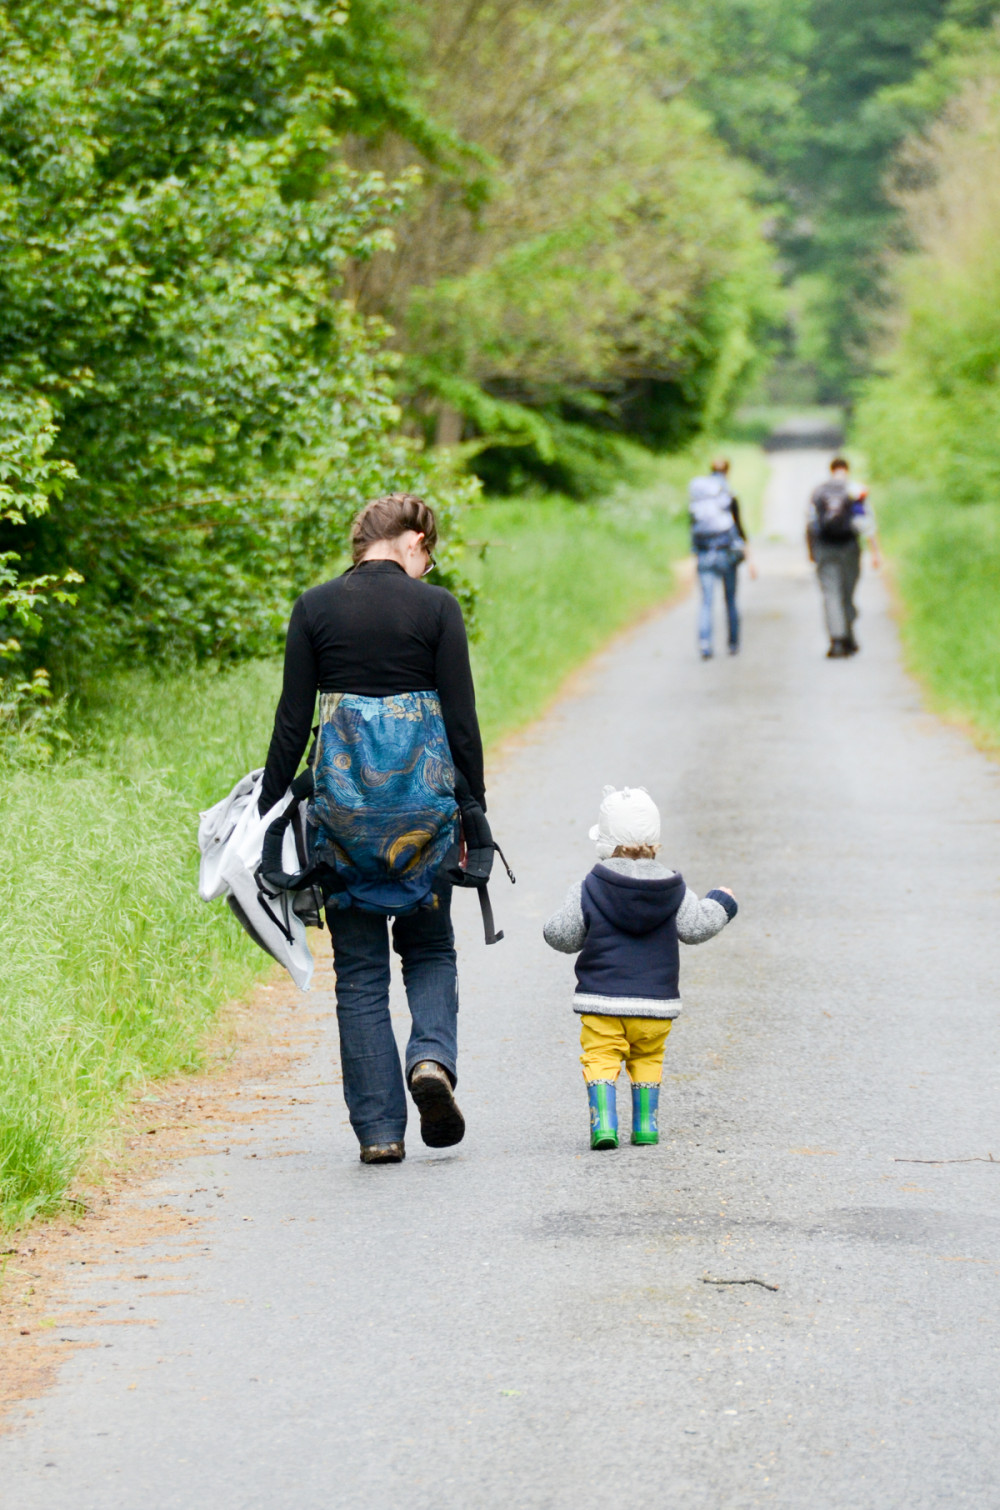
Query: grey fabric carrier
689 474 736 545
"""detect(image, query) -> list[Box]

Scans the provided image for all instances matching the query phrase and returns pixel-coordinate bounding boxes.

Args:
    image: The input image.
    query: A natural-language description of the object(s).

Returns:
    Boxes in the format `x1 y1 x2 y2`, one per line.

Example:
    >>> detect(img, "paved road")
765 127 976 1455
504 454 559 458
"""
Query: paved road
3 451 1000 1508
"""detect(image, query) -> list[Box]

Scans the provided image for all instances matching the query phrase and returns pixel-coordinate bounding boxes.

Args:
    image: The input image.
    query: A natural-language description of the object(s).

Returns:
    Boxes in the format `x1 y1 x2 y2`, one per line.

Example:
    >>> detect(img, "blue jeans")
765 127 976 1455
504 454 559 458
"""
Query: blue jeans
697 550 740 653
327 890 458 1146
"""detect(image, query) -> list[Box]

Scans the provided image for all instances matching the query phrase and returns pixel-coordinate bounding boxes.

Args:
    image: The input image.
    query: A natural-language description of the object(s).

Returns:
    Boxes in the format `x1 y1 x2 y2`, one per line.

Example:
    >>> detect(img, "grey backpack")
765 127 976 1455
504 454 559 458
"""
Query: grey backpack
813 480 856 543
689 475 735 544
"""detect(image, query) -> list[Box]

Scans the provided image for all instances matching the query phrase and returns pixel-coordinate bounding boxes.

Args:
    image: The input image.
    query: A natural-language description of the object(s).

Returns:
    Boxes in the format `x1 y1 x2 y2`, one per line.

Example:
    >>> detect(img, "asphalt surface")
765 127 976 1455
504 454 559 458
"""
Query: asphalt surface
3 450 1000 1508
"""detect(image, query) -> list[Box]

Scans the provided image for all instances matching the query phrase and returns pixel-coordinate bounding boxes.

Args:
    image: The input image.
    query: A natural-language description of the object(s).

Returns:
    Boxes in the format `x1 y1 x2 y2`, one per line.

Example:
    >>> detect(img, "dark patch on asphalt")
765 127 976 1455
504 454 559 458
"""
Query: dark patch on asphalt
536 1204 997 1251
802 1205 996 1248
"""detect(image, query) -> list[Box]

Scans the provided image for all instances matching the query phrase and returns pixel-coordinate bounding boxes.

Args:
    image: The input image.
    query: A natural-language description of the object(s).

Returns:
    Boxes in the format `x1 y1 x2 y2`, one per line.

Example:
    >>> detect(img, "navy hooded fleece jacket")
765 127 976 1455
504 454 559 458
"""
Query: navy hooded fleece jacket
576 864 686 1007
544 855 738 1018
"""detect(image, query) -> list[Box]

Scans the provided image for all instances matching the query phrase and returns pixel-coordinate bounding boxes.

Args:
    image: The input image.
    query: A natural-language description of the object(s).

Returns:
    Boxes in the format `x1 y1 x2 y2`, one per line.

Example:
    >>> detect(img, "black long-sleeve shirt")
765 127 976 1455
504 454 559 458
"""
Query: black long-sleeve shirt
258 559 485 813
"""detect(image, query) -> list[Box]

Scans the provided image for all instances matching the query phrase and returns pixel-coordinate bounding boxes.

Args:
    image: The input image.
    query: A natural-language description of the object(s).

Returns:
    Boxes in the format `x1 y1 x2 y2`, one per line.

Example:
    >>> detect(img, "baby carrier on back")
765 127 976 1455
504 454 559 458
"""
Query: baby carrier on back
255 766 514 948
199 691 515 985
257 687 513 947
689 474 736 548
308 689 458 917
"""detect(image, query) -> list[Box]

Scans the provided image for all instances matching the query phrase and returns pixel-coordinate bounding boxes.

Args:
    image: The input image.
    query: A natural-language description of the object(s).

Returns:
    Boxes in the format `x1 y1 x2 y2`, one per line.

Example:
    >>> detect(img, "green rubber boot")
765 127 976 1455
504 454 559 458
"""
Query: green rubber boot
630 1083 660 1145
587 1080 619 1150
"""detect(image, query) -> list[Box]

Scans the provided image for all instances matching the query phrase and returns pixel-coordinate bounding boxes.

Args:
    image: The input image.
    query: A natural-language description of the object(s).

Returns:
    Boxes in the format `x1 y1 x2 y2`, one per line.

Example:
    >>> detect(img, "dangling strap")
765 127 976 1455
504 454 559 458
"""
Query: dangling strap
255 878 296 945
437 771 516 943
493 842 516 884
478 884 504 945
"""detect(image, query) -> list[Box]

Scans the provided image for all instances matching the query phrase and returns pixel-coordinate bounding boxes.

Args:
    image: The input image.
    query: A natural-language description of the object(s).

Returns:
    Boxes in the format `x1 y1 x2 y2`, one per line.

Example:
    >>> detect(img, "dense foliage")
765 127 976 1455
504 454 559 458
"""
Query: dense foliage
0 0 475 681
0 0 794 682
346 2 781 492
858 54 1000 495
775 0 955 396
854 47 1000 746
666 0 999 397
4 0 998 682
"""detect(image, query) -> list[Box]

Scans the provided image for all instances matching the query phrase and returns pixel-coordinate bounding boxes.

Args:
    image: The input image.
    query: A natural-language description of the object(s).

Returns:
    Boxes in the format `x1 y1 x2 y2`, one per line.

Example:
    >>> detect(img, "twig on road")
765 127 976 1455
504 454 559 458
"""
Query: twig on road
701 1276 779 1292
893 1154 998 1165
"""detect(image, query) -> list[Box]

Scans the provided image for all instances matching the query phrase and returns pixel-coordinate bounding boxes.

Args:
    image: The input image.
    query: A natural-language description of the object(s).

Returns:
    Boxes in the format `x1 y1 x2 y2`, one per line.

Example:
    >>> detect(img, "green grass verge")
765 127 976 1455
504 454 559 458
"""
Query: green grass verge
0 447 763 1228
880 482 1000 750
0 674 282 1228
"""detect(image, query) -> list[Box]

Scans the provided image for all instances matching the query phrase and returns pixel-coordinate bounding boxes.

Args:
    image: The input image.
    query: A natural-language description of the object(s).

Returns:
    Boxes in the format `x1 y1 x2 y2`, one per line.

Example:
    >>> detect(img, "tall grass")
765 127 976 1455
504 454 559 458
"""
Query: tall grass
0 696 279 1225
0 449 761 1227
878 484 1000 749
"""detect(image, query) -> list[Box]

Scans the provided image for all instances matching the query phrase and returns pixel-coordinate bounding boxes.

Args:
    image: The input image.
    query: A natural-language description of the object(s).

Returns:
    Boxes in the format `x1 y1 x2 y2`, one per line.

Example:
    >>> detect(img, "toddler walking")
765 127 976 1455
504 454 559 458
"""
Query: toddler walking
543 786 737 1149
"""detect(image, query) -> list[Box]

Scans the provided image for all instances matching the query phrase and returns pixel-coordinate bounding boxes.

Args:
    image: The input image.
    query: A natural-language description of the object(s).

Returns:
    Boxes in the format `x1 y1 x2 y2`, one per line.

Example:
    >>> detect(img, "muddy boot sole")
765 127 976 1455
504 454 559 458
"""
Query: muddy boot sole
359 1142 405 1164
409 1067 466 1149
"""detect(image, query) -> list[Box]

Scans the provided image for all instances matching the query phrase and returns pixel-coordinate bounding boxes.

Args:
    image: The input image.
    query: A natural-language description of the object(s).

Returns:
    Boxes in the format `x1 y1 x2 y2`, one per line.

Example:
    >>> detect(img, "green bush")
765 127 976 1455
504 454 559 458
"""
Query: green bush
0 0 476 677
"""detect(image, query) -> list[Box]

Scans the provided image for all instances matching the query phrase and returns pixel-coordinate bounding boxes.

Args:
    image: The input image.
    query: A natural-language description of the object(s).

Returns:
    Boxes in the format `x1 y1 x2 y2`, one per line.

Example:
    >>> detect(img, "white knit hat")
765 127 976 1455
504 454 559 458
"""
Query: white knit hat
588 784 661 859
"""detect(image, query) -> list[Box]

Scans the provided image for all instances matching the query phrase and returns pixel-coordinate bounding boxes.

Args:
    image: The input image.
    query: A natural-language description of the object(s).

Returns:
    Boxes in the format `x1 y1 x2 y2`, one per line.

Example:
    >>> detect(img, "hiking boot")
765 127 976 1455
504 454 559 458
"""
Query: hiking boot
844 635 859 654
360 1141 405 1164
630 1083 660 1146
826 638 851 658
587 1080 619 1150
408 1061 465 1148
700 648 713 661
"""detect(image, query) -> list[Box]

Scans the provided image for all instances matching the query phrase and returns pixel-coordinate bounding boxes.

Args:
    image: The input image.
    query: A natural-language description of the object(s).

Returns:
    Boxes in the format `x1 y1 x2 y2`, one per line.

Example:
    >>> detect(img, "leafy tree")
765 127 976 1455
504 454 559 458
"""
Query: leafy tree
651 0 1000 398
344 0 781 492
0 0 475 679
645 0 814 171
859 53 1000 498
781 0 953 394
709 0 1000 398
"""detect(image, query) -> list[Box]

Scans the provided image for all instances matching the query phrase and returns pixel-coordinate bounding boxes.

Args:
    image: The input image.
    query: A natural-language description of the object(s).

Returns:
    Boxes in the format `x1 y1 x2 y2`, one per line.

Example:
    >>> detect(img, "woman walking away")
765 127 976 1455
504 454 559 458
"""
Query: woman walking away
258 494 485 1165
688 457 755 659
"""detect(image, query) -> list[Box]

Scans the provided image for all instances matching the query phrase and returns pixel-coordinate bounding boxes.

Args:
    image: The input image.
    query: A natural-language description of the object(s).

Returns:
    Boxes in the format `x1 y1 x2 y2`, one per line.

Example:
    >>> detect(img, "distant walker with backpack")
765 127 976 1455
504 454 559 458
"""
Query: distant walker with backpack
811 477 857 544
688 458 754 660
806 456 882 658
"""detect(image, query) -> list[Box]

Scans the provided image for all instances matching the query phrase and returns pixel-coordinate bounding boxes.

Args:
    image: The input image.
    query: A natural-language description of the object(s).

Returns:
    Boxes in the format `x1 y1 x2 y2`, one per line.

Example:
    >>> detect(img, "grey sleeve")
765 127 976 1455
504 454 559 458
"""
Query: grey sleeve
543 881 587 953
676 886 738 945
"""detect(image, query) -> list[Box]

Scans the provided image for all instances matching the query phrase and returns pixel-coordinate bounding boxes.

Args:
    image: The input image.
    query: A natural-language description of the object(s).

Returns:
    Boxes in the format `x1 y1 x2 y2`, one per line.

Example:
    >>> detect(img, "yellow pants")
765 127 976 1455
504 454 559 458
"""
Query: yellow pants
579 1014 672 1084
